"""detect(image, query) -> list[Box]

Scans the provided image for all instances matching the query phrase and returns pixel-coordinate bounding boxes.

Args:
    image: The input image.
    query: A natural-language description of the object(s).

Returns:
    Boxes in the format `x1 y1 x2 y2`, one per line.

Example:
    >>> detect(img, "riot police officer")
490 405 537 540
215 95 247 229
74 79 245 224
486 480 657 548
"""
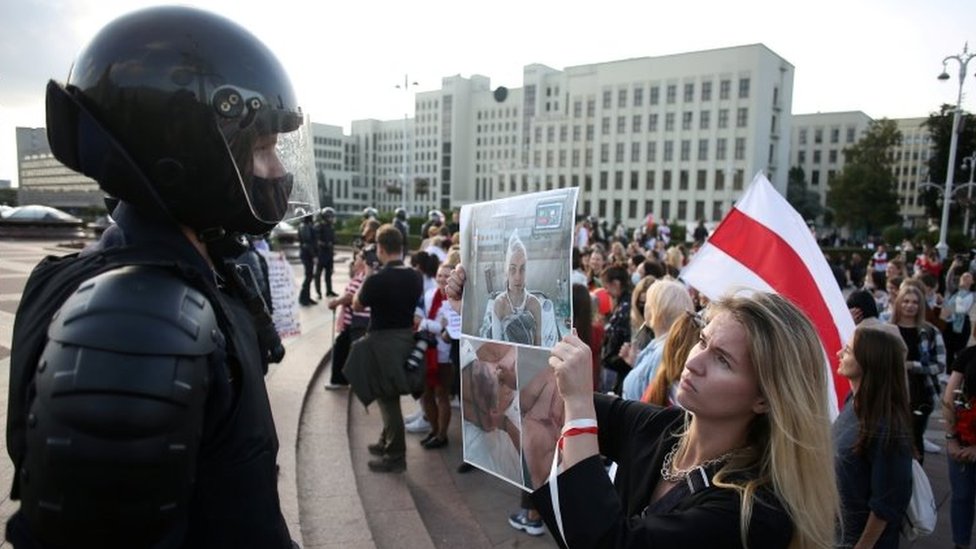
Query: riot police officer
298 213 318 305
420 209 444 244
393 207 409 246
314 207 338 298
7 6 312 547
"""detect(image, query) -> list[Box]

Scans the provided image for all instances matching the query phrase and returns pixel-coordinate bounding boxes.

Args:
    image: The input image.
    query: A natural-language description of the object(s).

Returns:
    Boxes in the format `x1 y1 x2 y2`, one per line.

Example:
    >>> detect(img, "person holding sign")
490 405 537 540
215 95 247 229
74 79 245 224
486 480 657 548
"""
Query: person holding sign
448 264 839 548
481 230 543 346
539 292 838 548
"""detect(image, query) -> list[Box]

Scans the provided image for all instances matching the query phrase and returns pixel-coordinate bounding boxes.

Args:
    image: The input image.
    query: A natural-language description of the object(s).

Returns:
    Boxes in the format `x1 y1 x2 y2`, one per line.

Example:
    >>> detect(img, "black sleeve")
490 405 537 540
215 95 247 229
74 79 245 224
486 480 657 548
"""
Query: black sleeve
595 392 660 463
531 457 792 549
358 271 378 308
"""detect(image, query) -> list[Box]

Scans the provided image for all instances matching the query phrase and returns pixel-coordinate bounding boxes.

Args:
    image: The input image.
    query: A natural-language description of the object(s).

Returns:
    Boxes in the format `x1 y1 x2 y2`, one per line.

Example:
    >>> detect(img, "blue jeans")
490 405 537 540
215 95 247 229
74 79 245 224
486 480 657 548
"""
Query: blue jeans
949 453 976 545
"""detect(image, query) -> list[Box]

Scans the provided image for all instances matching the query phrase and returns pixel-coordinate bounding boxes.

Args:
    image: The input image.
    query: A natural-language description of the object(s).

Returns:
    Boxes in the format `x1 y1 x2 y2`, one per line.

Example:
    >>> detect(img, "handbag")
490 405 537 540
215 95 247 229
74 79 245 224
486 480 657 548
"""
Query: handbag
903 459 937 539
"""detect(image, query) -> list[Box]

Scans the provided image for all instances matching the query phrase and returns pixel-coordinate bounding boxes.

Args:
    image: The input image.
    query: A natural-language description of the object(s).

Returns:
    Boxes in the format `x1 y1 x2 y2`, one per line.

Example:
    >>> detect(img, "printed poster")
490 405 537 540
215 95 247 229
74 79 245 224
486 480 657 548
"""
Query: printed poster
260 249 302 339
458 187 578 491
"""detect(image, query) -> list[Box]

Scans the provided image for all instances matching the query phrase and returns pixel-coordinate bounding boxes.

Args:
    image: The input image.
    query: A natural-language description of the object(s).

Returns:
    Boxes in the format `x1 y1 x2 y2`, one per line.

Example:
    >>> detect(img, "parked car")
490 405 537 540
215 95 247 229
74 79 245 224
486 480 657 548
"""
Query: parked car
0 205 85 226
0 205 87 239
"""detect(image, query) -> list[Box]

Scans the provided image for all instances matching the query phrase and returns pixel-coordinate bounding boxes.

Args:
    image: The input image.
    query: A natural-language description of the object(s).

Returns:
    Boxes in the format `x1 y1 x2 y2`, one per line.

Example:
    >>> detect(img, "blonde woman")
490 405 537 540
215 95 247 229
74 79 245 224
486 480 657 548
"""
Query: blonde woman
538 292 839 549
889 283 946 463
619 279 694 400
641 311 702 407
629 276 656 344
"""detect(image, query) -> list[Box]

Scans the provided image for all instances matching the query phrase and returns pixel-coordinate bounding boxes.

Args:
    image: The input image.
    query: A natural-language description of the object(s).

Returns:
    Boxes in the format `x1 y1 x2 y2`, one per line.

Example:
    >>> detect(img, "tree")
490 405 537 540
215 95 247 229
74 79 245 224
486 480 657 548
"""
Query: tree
921 104 976 220
826 119 901 236
785 166 823 221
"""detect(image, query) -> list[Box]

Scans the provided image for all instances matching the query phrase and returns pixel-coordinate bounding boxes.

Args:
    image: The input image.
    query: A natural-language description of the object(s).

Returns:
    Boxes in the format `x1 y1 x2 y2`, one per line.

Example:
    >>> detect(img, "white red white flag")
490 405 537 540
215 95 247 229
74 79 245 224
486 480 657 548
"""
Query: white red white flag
681 172 854 413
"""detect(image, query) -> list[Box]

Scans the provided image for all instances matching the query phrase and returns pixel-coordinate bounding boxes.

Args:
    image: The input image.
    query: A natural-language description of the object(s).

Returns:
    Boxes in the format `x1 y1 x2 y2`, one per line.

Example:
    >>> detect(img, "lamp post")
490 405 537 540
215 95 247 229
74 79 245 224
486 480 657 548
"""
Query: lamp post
395 74 418 215
963 152 976 238
935 43 975 260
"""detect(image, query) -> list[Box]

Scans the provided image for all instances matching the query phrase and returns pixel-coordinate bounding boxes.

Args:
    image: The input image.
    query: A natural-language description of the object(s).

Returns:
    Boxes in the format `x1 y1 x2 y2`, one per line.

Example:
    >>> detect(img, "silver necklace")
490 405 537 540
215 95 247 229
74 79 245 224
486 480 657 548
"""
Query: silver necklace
660 441 735 483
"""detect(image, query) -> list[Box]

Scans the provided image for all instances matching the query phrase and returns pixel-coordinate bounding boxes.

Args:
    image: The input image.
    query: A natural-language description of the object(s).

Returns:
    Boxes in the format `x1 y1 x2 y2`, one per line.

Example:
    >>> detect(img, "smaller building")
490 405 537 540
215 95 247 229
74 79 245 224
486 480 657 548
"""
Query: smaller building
16 127 103 213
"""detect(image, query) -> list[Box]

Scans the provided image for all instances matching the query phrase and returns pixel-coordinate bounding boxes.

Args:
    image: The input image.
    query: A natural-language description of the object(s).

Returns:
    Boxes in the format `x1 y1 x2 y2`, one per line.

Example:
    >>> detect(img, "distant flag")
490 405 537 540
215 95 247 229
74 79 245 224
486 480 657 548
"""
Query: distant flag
681 172 854 414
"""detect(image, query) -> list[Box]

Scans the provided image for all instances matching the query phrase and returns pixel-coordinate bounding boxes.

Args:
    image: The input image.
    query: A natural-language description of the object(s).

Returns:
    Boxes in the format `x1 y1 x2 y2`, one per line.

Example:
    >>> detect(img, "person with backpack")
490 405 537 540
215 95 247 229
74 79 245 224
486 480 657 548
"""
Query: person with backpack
6 7 310 546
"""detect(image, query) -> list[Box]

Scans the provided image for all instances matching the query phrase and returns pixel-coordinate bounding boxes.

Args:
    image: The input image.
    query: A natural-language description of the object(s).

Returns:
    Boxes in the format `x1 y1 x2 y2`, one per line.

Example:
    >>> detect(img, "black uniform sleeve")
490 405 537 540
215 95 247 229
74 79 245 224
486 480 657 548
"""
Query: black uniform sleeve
17 266 218 548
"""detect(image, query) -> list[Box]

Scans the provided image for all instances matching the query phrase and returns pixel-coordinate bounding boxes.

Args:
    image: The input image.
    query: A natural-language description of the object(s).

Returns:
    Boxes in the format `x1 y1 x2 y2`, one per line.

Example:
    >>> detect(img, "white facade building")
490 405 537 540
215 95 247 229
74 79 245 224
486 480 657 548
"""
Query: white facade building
790 112 872 210
326 44 795 230
311 122 362 216
891 117 932 227
16 127 102 210
790 113 934 227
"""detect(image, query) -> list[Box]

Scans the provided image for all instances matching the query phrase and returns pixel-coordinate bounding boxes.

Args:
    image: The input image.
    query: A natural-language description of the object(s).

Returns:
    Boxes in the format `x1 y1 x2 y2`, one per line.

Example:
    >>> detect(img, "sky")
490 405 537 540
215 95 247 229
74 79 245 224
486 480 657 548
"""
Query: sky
1 0 975 187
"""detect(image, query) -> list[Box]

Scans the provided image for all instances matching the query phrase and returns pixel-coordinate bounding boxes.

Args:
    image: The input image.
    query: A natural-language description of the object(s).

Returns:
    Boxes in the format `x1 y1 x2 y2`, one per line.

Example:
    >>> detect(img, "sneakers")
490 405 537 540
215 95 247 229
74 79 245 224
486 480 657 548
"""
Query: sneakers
326 291 340 297
508 509 545 536
368 456 406 473
449 396 461 409
405 417 431 433
923 438 941 454
403 405 424 424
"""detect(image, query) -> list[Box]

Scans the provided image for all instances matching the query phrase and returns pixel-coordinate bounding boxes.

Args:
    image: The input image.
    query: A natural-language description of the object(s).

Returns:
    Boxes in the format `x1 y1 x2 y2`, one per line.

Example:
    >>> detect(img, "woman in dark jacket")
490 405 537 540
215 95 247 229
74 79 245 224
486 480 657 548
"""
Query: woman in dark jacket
834 325 913 548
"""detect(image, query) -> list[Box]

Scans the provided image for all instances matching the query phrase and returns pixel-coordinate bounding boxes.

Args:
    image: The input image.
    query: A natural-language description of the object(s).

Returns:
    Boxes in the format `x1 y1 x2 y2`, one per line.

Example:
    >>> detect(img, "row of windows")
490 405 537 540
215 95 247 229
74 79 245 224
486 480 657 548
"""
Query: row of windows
313 137 343 147
534 108 749 144
797 149 840 165
475 122 518 133
314 149 342 159
515 137 750 168
586 197 728 224
587 78 751 114
895 150 929 162
797 126 858 146
476 108 520 120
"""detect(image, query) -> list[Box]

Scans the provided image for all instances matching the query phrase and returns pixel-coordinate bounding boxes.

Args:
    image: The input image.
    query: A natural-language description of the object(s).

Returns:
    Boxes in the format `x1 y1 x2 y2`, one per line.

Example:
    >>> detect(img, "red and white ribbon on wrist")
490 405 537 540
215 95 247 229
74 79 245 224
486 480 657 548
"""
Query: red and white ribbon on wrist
548 418 599 546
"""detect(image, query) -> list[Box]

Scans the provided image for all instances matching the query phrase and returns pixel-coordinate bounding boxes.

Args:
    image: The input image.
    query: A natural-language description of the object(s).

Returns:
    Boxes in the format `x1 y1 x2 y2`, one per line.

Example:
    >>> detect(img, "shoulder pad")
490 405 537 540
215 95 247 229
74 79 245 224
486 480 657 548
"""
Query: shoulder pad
48 265 220 356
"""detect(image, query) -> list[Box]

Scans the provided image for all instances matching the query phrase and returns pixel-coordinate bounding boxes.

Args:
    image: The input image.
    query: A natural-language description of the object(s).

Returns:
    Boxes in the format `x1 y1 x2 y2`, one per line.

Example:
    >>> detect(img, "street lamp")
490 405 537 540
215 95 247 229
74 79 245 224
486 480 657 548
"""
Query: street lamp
395 75 418 215
962 152 976 238
935 43 975 260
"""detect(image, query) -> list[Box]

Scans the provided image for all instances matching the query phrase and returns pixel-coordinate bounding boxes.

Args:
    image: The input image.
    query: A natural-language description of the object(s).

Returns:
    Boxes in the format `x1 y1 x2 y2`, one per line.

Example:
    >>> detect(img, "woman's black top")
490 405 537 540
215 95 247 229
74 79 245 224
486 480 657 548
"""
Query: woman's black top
532 394 793 548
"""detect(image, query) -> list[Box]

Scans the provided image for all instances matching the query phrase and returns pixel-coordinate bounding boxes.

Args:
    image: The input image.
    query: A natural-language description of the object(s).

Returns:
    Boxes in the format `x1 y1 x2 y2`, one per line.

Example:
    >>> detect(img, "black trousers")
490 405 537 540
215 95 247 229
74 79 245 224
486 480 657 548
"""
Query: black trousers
331 324 365 385
299 252 314 303
314 255 334 297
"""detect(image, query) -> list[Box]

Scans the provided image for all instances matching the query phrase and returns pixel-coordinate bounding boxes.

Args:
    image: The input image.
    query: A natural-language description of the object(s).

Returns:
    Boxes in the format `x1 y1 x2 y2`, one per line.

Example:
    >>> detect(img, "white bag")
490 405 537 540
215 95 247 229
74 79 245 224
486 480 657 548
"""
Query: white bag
904 459 937 539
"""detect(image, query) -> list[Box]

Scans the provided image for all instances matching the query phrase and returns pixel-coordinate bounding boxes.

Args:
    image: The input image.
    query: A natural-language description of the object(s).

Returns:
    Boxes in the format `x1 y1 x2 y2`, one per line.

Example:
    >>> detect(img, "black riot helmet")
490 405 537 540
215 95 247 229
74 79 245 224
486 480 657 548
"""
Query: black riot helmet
363 207 378 220
320 207 335 222
45 6 317 236
394 207 407 221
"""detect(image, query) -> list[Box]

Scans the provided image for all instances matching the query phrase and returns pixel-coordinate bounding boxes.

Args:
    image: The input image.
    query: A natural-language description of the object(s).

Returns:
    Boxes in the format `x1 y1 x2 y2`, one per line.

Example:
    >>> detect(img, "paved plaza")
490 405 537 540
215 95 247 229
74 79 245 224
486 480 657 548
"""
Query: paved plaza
0 236 967 547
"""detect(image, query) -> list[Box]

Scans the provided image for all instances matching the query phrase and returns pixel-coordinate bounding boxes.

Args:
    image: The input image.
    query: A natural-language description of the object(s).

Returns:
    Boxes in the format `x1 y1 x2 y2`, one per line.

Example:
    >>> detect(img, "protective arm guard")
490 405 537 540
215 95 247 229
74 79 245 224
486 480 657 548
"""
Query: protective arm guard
20 266 218 548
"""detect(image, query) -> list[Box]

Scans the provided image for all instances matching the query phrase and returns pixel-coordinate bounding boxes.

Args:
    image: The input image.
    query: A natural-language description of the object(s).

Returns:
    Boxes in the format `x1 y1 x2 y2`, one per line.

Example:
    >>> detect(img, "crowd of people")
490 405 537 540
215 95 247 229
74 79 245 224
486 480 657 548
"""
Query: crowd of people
11 6 976 547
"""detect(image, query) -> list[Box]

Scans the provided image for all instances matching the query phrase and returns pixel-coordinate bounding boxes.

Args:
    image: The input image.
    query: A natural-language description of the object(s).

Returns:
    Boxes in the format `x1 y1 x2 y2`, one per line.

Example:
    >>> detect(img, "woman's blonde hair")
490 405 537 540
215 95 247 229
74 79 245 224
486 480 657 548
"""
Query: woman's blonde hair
630 276 656 333
890 282 926 326
643 311 700 406
708 292 838 549
644 278 693 334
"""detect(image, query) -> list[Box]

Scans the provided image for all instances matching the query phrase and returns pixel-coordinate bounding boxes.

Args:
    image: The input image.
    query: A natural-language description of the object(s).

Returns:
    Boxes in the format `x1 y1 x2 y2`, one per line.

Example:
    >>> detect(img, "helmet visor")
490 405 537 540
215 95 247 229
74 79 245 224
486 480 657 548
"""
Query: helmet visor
216 85 318 226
